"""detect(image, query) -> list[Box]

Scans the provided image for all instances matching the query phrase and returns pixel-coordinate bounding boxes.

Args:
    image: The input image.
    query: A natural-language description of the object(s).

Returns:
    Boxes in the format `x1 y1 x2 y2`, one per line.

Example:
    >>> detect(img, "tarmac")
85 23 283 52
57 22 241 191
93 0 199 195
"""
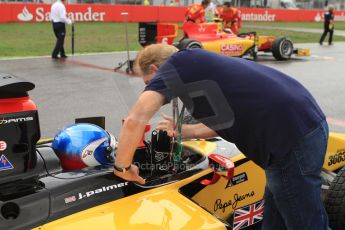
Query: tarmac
0 42 345 139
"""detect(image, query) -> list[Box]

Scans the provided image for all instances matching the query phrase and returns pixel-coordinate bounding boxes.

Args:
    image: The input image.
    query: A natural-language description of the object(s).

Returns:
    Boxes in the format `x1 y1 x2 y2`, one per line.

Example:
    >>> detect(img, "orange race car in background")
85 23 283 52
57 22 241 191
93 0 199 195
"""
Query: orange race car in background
138 21 310 61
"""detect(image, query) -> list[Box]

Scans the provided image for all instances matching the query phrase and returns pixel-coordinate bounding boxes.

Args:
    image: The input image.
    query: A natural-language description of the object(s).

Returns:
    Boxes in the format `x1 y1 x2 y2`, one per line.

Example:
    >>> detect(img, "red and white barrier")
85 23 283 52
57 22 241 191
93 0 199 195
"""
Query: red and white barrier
1 3 345 23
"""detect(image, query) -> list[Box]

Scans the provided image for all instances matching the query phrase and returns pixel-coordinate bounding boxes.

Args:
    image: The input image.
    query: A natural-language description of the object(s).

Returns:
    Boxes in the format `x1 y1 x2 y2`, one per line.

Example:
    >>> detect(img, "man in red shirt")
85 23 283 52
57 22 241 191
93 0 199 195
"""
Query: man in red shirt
185 0 211 24
219 1 242 34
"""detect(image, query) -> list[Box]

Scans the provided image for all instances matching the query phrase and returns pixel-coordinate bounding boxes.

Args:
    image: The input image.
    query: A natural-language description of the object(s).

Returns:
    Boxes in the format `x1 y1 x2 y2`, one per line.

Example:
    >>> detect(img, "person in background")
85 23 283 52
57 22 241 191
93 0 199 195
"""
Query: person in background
219 1 242 34
204 0 219 22
319 4 334 45
185 0 210 24
50 0 72 59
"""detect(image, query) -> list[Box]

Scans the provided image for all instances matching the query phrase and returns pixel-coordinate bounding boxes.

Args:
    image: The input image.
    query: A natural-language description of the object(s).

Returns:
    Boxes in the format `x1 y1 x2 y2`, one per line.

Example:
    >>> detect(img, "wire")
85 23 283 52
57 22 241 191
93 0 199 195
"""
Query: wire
174 105 185 162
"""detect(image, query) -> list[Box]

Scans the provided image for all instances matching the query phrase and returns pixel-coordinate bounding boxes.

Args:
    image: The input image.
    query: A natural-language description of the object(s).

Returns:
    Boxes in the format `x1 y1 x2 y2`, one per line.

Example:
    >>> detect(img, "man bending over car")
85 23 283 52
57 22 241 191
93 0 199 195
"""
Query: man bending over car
113 44 330 230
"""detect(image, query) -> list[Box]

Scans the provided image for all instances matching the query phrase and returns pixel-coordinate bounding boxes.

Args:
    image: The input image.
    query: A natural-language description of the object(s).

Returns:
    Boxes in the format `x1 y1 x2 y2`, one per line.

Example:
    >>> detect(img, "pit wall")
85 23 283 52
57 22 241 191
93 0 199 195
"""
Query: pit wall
1 3 345 23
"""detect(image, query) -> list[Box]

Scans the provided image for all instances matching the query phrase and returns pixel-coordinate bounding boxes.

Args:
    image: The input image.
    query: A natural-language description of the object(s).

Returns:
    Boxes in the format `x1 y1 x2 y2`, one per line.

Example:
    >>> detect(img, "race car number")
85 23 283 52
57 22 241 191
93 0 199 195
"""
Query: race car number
328 149 345 166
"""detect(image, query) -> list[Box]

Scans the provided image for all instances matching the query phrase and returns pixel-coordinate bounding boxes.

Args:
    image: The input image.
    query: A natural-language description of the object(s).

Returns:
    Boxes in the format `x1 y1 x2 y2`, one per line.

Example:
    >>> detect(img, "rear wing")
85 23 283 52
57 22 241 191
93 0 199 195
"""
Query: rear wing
138 22 178 47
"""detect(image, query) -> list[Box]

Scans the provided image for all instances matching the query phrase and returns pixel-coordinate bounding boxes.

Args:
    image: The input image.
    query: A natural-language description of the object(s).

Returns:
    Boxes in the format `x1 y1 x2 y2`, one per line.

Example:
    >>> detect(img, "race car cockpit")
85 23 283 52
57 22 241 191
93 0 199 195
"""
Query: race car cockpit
0 74 224 229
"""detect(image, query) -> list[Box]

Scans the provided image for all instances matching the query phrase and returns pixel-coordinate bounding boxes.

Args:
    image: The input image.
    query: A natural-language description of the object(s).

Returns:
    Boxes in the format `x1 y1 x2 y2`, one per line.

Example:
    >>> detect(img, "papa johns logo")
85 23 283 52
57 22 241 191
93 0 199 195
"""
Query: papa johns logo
17 7 34 22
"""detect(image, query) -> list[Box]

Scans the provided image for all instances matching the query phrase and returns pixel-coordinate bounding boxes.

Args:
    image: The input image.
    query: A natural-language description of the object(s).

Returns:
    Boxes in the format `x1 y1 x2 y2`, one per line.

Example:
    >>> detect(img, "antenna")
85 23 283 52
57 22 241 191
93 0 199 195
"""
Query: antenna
114 12 133 74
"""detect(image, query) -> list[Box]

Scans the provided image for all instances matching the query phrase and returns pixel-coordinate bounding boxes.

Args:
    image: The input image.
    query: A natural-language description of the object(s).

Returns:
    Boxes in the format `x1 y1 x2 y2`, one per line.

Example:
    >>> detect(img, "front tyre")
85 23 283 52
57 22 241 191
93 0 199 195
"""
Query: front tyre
324 166 345 230
271 37 293 61
177 39 203 50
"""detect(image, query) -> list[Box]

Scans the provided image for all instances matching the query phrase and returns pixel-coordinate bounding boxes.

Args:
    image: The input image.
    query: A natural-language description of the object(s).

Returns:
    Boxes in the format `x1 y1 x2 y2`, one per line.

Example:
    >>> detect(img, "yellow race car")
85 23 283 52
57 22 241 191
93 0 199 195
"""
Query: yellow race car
138 22 310 61
1 75 344 230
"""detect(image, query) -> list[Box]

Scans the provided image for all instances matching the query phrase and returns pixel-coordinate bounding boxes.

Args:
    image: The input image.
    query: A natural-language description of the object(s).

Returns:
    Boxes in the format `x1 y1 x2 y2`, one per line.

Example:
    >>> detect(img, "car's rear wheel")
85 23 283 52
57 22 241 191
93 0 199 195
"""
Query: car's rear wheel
271 37 293 60
324 166 345 230
177 39 203 50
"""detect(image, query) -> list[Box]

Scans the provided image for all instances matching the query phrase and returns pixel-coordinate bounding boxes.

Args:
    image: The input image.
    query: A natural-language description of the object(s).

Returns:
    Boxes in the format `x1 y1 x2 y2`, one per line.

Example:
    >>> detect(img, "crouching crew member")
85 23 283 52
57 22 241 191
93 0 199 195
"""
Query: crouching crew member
220 1 242 34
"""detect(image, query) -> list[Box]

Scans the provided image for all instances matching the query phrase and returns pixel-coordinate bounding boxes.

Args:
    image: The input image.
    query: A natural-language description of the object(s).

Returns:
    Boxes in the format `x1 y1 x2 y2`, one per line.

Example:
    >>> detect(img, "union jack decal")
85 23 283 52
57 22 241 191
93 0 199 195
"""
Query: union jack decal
233 199 265 230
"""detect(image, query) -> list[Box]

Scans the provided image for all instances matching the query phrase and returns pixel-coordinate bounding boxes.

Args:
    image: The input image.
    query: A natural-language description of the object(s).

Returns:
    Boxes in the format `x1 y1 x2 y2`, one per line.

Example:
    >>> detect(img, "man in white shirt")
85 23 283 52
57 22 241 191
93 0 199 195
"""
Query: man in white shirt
51 0 72 59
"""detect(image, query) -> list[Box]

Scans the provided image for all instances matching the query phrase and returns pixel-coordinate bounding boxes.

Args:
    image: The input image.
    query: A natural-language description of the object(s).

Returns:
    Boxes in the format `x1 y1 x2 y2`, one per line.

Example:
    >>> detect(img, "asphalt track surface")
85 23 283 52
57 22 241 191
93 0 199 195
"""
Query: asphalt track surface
1 43 345 139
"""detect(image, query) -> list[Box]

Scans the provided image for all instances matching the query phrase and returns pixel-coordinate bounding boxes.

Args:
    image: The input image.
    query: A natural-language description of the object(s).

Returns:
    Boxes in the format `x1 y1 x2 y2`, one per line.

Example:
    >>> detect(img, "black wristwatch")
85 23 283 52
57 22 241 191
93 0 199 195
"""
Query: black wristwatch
114 164 131 173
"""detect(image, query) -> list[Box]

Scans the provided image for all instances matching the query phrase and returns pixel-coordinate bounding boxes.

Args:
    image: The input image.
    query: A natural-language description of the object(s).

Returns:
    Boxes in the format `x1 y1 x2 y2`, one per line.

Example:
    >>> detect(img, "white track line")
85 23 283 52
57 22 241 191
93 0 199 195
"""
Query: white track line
0 51 138 61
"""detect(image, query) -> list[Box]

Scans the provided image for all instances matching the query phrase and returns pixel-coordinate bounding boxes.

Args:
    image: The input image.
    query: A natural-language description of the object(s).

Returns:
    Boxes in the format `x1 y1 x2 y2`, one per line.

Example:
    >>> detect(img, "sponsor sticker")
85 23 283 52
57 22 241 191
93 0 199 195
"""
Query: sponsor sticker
198 26 206 32
226 172 248 188
0 116 34 125
328 149 345 166
233 199 264 230
0 141 7 151
64 182 128 204
214 190 255 213
0 155 14 171
64 196 77 204
220 44 243 55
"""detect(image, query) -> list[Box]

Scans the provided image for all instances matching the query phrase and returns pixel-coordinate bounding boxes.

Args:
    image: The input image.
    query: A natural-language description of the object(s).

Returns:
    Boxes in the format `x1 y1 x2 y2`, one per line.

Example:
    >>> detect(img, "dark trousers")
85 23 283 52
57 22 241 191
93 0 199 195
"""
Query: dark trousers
52 22 66 58
262 120 330 230
319 24 333 45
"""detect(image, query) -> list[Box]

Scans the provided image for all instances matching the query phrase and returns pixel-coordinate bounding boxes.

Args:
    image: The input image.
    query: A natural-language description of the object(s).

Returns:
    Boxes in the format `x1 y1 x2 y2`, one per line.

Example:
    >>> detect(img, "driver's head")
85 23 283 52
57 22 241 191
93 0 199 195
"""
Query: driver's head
134 44 178 84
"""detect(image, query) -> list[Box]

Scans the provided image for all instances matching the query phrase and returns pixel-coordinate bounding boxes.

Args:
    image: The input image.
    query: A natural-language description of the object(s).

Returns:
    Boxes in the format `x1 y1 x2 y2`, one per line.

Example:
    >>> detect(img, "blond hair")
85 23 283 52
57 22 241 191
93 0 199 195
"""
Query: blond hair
134 44 178 75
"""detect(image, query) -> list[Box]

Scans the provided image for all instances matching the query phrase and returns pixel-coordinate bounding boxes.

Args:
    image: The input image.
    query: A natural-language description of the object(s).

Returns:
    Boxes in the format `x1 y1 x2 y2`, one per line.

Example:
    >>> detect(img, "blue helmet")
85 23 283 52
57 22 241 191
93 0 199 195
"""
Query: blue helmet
52 123 117 170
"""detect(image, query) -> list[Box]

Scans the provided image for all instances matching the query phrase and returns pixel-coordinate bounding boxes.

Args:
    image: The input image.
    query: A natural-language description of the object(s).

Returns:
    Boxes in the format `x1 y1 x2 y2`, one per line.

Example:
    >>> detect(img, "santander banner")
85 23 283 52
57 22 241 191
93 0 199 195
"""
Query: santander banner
0 4 186 23
1 3 345 23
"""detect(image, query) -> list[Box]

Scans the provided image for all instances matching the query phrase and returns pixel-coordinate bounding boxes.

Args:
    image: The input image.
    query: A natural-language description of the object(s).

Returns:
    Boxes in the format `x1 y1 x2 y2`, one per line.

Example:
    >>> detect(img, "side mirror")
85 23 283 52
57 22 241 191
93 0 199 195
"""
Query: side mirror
201 153 234 185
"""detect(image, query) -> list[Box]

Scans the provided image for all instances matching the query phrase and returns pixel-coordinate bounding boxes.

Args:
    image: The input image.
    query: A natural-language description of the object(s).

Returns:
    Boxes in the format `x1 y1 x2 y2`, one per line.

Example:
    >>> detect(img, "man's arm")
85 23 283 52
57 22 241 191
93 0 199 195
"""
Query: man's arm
157 115 218 139
60 4 72 25
114 91 164 184
182 123 218 139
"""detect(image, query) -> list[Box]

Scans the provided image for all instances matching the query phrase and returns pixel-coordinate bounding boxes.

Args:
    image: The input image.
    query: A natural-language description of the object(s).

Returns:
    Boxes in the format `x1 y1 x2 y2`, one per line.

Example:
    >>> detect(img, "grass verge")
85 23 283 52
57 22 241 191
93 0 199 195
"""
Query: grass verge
0 22 344 58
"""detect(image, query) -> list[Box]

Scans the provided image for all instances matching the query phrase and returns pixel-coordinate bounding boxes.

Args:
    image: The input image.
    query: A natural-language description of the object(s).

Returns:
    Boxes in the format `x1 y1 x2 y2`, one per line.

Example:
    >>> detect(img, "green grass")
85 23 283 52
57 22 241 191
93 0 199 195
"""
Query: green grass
244 21 345 30
241 27 345 43
0 22 344 58
0 22 142 57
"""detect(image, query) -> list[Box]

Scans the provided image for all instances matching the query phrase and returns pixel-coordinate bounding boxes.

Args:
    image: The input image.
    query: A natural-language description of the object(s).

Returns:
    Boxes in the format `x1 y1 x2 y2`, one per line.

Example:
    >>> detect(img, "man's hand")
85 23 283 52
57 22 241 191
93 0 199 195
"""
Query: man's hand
113 164 145 185
156 114 176 137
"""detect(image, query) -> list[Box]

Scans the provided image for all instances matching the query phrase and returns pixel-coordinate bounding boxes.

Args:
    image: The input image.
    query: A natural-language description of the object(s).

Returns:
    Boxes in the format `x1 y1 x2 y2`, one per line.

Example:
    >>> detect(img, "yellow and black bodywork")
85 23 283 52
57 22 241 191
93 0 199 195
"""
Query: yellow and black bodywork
27 139 265 230
1 130 345 229
323 133 345 171
30 132 345 230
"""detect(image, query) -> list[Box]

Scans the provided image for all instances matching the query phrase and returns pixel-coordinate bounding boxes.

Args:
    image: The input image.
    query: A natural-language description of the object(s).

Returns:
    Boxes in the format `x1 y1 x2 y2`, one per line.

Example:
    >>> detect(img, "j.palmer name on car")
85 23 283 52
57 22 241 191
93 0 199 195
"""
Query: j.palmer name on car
64 182 128 204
